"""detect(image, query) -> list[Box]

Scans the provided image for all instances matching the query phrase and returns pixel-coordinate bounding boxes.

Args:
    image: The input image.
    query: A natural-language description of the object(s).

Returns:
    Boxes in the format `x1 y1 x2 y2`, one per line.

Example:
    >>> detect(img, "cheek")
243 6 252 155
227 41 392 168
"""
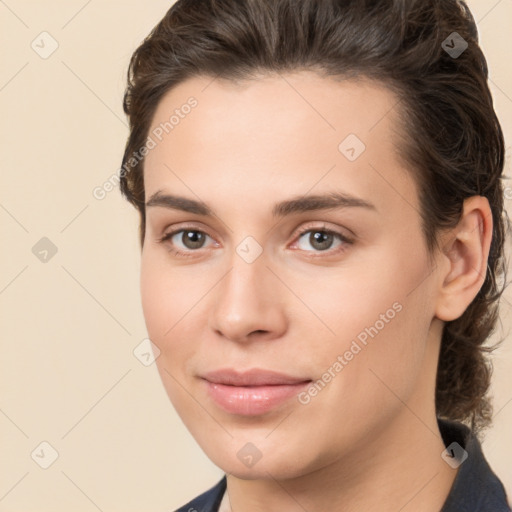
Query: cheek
140 252 189 361
140 250 211 377
306 307 424 463
304 255 425 356
308 240 434 402
140 249 194 336
140 253 197 412
140 256 169 337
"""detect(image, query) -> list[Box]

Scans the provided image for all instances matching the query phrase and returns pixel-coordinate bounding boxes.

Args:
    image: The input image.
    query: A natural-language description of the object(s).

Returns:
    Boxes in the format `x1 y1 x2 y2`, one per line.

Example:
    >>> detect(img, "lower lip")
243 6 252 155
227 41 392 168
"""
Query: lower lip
203 379 311 416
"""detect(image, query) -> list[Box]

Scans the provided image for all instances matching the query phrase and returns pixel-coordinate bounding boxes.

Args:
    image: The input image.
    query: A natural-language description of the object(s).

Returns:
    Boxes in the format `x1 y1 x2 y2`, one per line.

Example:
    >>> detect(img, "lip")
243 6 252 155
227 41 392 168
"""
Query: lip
201 368 311 386
200 368 312 416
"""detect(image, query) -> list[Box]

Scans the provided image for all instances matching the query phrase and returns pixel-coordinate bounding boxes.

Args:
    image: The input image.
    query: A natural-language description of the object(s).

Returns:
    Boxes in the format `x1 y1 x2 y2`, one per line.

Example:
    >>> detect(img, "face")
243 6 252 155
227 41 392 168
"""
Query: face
140 71 443 479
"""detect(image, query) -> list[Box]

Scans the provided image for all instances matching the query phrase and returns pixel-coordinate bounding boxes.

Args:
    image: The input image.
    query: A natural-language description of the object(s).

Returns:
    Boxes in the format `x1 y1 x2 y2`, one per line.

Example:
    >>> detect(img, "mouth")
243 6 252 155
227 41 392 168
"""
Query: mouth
200 368 312 415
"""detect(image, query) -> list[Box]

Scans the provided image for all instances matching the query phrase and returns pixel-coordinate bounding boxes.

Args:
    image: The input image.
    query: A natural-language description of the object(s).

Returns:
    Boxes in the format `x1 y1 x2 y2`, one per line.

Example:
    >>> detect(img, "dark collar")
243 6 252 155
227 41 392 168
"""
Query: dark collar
438 418 510 511
175 419 510 511
174 474 226 512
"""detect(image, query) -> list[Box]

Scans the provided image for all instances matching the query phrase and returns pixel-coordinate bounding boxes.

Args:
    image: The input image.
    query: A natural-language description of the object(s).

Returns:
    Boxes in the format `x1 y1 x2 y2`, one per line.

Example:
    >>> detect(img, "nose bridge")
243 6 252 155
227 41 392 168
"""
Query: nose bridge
209 245 285 341
219 248 272 317
218 229 272 304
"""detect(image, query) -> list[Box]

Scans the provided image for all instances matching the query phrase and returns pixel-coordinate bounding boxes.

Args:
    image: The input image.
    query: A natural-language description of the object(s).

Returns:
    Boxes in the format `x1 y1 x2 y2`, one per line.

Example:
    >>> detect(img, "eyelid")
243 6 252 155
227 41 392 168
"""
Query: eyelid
290 221 354 243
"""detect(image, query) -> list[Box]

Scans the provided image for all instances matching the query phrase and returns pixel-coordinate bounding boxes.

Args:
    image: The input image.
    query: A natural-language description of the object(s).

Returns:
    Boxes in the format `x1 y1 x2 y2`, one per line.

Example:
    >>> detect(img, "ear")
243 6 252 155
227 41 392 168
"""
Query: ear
434 196 493 322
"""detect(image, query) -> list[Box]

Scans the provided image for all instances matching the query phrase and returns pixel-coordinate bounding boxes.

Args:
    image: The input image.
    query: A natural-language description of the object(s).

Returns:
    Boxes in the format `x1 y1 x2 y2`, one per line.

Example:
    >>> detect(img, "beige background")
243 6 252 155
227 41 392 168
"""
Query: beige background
0 1 511 510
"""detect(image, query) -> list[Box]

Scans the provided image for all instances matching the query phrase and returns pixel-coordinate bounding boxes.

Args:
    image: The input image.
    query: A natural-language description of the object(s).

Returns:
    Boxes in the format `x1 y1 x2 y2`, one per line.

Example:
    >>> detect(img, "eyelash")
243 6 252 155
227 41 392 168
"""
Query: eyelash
156 223 354 259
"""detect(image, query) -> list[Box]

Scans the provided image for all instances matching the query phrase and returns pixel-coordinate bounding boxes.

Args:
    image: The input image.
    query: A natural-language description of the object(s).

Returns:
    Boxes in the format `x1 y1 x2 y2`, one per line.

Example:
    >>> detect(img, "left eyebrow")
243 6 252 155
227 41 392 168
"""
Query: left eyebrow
145 190 377 217
271 191 377 217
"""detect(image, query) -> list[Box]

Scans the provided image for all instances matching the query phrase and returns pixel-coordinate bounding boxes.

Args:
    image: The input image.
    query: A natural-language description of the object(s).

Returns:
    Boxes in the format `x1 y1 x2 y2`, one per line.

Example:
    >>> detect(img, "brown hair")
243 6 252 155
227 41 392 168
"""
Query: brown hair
119 0 508 433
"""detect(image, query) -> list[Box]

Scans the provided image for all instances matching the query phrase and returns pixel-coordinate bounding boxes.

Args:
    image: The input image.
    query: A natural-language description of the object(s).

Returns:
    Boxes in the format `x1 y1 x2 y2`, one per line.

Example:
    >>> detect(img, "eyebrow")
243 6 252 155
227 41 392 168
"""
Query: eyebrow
145 190 377 217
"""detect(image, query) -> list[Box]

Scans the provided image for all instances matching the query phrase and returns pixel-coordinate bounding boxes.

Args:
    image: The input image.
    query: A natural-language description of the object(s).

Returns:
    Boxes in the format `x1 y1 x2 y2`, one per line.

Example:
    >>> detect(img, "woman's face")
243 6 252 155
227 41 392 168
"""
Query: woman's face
140 71 444 479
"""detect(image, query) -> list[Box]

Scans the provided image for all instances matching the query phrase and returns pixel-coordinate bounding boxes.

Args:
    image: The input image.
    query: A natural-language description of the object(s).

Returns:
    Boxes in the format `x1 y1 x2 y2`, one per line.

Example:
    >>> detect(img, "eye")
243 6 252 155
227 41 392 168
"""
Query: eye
292 225 353 255
157 227 215 257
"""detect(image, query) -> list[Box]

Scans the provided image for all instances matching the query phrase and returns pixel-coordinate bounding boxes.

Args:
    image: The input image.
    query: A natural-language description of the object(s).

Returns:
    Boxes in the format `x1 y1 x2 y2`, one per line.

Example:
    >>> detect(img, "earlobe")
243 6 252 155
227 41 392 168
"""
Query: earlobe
434 196 493 322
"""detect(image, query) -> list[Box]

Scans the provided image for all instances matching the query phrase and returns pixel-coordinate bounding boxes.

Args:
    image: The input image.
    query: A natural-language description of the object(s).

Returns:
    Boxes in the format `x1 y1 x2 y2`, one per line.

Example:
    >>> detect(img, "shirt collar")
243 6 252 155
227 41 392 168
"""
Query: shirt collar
438 418 510 511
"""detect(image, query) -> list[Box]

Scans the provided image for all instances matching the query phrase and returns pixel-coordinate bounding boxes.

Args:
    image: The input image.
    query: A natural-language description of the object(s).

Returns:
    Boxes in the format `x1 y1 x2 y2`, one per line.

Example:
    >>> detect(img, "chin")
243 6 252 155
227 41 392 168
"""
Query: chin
197 434 318 481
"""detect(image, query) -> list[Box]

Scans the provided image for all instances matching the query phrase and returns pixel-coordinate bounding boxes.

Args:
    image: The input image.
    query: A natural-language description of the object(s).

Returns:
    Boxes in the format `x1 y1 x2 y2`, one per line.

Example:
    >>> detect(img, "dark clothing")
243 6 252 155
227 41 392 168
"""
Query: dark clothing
175 419 511 511
439 419 510 511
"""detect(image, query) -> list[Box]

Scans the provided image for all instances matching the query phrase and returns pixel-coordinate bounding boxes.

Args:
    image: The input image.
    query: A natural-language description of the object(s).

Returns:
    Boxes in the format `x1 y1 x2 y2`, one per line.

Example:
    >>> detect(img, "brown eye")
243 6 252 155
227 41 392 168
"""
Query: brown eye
306 231 336 251
295 228 351 253
177 230 207 249
158 228 214 256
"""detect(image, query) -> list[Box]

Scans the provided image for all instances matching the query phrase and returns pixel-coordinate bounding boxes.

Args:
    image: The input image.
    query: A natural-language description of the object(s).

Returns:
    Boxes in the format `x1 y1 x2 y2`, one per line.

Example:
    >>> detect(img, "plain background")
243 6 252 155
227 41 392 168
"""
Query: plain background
1 0 511 510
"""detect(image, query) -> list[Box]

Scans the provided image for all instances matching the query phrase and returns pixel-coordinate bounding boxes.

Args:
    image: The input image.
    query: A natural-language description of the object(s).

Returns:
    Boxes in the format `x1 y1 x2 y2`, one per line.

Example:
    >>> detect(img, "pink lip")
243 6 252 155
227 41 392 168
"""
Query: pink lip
200 368 312 416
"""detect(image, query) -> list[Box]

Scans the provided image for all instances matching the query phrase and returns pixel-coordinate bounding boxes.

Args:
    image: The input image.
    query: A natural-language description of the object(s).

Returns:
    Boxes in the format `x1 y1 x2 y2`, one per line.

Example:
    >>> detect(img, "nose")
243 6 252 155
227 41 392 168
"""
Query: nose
208 250 288 344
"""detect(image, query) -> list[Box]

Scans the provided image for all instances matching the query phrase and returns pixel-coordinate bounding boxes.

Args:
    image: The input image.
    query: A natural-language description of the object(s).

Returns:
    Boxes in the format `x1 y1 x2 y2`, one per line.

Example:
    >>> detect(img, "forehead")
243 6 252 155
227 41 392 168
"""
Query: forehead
143 71 416 219
146 70 403 152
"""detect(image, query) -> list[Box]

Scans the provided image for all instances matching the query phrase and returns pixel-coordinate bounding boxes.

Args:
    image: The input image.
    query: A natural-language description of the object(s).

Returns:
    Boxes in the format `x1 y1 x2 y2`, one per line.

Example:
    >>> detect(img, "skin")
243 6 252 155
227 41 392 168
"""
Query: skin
140 70 492 512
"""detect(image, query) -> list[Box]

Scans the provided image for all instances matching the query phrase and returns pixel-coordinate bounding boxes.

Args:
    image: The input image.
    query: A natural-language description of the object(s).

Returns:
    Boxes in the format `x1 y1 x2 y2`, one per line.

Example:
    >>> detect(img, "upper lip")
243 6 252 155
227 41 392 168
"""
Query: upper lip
201 368 312 386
